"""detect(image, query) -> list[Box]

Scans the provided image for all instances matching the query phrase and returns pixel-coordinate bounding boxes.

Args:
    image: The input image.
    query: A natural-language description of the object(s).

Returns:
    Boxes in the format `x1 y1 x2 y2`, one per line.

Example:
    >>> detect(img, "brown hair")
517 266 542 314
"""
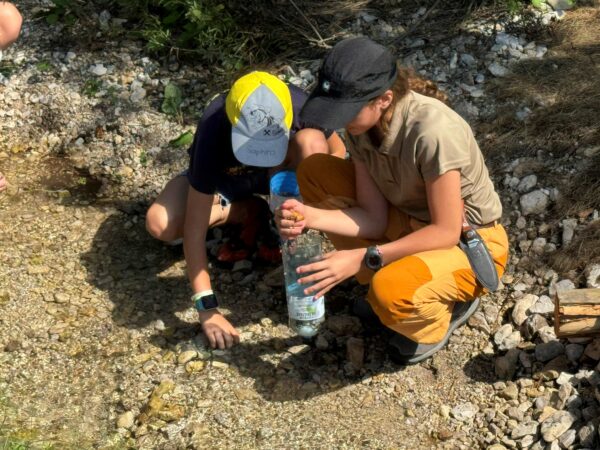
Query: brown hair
377 64 449 134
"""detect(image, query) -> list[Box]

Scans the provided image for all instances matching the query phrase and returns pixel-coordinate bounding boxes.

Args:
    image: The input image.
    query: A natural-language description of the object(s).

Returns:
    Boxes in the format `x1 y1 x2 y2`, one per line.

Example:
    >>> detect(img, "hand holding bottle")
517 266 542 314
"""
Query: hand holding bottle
276 199 306 239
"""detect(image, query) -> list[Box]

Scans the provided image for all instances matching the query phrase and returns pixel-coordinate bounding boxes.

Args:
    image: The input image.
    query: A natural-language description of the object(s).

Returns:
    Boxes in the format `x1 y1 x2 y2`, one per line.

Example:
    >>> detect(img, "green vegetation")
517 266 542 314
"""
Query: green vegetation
169 130 194 148
161 82 183 117
35 61 53 73
81 79 102 98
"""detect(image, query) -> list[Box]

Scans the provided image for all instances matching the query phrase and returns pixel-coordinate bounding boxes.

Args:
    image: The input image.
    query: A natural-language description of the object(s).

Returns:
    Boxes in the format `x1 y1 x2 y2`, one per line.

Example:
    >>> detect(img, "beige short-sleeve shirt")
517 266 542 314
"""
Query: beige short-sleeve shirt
348 91 502 225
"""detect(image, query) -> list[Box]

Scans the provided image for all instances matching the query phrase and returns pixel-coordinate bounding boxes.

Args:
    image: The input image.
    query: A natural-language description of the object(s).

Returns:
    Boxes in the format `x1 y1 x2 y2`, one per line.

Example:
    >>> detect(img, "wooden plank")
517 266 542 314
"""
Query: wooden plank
556 288 600 305
559 305 600 316
556 317 600 337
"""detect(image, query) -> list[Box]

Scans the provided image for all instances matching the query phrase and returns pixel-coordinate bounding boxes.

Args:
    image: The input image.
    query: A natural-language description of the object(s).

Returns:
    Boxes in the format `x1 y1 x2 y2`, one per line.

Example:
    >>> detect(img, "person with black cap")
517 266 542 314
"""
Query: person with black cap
275 37 509 364
146 71 345 350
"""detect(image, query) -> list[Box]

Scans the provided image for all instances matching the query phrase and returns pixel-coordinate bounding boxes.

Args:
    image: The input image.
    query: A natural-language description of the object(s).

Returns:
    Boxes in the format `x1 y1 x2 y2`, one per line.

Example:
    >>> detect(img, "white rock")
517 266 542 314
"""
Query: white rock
584 263 600 288
511 421 539 439
561 218 578 245
130 88 146 104
530 295 554 315
488 62 509 77
494 324 521 350
517 174 537 193
540 411 576 442
117 411 135 429
89 64 107 76
549 279 576 297
520 190 549 216
547 0 574 10
538 326 557 343
451 402 478 421
512 294 537 326
531 237 547 255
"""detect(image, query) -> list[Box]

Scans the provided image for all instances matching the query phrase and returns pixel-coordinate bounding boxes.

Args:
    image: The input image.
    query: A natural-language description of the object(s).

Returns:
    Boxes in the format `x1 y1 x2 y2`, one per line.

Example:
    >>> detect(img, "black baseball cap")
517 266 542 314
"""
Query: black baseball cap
300 37 397 130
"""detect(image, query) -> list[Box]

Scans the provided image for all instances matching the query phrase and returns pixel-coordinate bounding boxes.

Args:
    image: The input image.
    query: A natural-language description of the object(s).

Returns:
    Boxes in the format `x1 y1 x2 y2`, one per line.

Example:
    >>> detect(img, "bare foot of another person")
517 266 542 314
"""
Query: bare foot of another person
0 172 7 193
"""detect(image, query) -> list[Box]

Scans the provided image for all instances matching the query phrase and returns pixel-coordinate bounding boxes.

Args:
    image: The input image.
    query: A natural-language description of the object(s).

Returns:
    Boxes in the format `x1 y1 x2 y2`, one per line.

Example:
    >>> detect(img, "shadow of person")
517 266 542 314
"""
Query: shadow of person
220 331 405 402
80 200 406 401
80 200 283 338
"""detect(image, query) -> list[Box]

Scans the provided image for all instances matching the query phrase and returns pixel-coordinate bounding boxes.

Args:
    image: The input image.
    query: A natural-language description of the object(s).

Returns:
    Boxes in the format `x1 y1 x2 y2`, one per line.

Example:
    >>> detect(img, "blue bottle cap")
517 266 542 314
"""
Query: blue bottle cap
270 170 300 197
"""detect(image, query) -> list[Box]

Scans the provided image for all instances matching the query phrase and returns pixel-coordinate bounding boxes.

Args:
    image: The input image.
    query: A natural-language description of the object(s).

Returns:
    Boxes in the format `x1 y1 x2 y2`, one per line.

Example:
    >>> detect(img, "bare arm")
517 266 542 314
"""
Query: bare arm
377 169 463 264
183 186 213 293
303 159 388 239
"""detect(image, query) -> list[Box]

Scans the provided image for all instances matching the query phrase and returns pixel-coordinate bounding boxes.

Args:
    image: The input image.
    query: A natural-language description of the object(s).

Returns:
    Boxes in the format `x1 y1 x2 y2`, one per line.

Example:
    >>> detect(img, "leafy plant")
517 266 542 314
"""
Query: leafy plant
169 130 194 147
161 82 183 116
139 149 149 167
35 61 53 73
42 0 78 26
81 79 102 98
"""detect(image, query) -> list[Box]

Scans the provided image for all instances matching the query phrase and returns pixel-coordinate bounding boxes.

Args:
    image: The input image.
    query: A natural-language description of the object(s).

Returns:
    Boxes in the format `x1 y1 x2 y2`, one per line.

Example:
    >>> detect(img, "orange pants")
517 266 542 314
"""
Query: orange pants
297 154 509 344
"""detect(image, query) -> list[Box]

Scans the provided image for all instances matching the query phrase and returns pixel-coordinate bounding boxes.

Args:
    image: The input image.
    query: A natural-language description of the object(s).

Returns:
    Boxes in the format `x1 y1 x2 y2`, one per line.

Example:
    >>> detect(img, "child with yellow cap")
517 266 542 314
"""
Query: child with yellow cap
146 71 345 349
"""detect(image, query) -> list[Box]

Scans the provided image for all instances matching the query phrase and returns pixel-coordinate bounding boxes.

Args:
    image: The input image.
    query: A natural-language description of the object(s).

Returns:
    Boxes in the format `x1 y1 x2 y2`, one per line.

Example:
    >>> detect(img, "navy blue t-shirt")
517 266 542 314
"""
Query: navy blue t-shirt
187 84 331 195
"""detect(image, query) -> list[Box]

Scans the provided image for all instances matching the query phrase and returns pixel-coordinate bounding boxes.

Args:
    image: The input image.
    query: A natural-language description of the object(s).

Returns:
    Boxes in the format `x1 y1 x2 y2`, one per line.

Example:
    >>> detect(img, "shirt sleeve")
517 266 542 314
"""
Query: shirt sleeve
346 134 364 162
415 113 471 181
187 96 227 194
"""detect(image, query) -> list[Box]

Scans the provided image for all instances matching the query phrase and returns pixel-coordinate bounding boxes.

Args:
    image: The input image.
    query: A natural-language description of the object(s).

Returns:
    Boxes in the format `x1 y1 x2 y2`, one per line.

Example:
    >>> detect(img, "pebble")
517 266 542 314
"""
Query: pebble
494 324 521 350
488 62 509 77
450 402 478 422
540 411 576 442
520 190 549 215
89 64 107 76
117 411 135 429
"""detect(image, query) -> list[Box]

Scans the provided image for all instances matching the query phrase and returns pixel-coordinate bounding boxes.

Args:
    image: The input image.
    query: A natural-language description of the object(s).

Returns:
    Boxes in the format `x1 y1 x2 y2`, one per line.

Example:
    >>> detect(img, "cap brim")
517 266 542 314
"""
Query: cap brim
299 95 366 130
231 127 288 167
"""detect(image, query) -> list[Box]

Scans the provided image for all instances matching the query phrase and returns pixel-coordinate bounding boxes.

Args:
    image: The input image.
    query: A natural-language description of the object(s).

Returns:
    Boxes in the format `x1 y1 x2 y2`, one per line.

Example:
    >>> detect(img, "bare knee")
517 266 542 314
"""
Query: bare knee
146 203 179 242
0 3 23 50
293 129 329 160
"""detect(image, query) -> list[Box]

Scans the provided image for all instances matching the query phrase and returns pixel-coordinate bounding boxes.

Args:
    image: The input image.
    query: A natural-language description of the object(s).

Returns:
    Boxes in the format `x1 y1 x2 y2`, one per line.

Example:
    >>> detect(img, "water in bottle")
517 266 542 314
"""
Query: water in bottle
281 234 325 338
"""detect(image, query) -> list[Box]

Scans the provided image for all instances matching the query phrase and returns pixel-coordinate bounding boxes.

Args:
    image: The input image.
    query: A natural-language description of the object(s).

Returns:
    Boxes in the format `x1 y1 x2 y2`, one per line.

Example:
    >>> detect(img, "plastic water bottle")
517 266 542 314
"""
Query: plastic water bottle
270 171 325 338
281 234 325 338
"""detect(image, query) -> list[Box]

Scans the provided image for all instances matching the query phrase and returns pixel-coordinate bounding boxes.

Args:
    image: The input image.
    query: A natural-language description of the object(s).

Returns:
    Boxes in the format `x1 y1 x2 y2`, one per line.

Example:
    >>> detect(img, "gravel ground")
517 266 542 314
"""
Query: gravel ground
1 1 599 449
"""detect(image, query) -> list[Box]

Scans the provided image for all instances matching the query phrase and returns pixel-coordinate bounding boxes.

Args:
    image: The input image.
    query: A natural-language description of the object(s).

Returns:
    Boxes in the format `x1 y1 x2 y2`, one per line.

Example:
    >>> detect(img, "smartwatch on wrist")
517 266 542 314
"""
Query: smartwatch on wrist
192 291 219 312
364 246 384 271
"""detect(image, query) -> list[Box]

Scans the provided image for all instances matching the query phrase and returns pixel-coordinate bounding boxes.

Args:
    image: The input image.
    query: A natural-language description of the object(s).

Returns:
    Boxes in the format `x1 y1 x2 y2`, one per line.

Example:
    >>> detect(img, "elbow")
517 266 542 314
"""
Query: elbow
363 218 387 240
444 225 462 248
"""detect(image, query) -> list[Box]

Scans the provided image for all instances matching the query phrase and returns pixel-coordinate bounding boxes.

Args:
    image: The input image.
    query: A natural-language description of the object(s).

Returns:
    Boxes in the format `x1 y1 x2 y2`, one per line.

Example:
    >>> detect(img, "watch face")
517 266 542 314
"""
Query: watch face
366 247 382 270
202 294 219 310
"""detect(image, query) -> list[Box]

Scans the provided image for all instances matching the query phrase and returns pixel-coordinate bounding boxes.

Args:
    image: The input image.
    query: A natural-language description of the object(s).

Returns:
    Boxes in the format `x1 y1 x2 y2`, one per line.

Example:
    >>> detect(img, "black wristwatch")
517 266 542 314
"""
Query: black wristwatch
364 246 384 271
193 293 219 312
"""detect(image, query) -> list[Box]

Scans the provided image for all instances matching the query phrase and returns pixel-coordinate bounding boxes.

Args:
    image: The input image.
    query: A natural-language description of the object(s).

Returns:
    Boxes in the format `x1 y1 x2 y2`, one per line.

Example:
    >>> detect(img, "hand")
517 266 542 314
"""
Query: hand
275 199 307 239
198 310 240 349
297 248 366 298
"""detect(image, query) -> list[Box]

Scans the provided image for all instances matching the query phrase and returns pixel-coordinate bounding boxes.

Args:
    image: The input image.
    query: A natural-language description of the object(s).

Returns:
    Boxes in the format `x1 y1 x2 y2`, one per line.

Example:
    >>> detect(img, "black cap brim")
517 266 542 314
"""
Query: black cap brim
300 95 367 131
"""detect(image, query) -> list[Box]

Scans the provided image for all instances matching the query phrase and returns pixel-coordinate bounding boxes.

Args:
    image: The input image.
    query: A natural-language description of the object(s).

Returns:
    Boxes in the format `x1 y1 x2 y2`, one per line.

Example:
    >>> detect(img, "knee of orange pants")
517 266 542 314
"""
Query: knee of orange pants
367 255 454 344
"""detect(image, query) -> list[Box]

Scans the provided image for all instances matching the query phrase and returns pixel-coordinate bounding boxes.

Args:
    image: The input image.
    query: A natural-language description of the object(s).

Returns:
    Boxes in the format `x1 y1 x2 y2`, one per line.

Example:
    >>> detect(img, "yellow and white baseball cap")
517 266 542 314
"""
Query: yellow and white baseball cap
226 71 293 167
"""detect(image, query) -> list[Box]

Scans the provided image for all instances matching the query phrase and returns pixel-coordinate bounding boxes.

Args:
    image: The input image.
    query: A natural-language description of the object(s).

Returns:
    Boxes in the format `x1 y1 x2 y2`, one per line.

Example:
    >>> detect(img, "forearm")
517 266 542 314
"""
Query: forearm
305 205 386 240
379 224 460 265
184 232 212 293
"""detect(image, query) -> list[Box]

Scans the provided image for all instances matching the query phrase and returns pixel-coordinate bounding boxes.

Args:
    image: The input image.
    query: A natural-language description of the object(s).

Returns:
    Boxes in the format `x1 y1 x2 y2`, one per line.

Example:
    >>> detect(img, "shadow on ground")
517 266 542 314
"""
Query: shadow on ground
79 200 406 401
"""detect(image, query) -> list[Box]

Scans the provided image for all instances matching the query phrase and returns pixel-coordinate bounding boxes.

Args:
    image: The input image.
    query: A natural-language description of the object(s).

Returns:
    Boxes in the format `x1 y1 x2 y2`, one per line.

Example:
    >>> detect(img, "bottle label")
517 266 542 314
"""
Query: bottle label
288 296 324 321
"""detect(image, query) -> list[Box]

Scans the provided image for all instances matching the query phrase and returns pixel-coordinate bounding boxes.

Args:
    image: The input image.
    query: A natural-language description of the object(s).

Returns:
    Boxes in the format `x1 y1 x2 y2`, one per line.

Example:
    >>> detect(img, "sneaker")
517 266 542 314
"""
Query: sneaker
351 298 385 334
387 298 481 365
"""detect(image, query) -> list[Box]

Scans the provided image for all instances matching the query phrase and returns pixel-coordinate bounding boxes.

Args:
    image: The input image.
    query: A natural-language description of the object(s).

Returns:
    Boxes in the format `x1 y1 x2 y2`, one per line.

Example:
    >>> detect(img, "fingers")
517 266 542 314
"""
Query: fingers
206 331 217 349
214 331 226 350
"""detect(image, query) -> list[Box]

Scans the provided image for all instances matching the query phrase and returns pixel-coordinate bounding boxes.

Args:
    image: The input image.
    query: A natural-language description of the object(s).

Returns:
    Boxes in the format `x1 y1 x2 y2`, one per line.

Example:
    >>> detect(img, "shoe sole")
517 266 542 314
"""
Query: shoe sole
402 298 481 364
